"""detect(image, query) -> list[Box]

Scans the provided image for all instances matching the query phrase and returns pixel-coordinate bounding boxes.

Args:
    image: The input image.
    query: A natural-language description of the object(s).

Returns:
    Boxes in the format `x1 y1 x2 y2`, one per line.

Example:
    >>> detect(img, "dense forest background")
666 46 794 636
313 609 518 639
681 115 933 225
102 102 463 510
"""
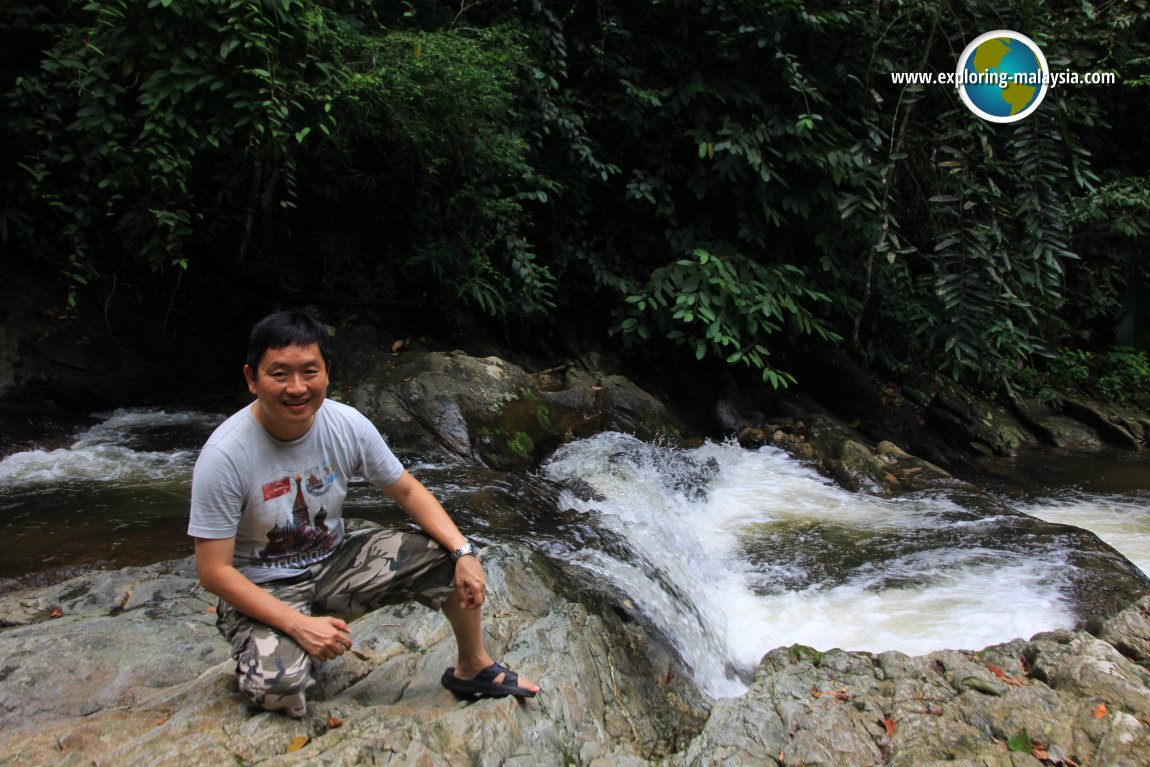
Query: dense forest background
1 0 1148 406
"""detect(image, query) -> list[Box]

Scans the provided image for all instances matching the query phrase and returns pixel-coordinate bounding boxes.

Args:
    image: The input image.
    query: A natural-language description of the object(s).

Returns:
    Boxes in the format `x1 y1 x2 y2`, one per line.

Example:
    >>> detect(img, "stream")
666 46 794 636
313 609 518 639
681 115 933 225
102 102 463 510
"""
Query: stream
1 408 1147 698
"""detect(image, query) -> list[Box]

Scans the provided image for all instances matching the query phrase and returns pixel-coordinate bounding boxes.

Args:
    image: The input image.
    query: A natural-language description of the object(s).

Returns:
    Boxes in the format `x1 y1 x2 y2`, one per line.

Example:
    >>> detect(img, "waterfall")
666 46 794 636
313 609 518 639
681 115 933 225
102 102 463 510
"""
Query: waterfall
542 432 1095 697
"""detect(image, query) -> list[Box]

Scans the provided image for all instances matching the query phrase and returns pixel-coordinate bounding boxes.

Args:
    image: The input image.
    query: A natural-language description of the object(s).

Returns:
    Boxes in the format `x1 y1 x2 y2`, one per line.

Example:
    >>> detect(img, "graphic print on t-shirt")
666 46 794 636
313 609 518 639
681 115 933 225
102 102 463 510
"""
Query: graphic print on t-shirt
304 462 337 495
258 471 338 562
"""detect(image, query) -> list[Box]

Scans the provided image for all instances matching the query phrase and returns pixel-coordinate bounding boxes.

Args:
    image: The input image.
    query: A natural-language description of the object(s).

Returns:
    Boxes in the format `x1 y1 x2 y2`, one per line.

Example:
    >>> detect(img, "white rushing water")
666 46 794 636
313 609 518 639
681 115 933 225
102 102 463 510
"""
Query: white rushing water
0 408 220 485
543 432 1086 698
1017 494 1150 576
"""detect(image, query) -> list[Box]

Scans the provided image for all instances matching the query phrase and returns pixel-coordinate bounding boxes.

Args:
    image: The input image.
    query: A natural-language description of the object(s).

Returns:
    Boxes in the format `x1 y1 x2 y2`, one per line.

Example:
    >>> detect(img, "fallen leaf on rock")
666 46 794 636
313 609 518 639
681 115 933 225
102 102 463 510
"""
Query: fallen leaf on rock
883 718 896 737
1046 744 1080 766
328 714 343 729
810 686 850 701
286 736 309 753
1093 702 1108 719
49 608 62 619
988 665 1026 686
1032 743 1049 760
391 339 406 353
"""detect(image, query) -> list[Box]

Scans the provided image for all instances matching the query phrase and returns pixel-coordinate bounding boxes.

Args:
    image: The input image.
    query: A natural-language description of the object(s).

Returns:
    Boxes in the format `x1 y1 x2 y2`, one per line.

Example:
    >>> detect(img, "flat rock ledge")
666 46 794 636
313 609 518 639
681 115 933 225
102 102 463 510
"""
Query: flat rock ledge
3 547 1150 767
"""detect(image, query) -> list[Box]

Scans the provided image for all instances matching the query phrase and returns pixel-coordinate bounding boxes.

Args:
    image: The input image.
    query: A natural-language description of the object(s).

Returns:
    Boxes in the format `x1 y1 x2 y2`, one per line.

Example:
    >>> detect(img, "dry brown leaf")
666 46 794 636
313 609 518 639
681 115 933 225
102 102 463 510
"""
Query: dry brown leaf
49 608 62 619
327 715 343 729
1093 702 1109 719
391 339 406 353
988 664 1026 686
810 686 850 701
883 718 896 737
286 735 309 753
1031 743 1048 760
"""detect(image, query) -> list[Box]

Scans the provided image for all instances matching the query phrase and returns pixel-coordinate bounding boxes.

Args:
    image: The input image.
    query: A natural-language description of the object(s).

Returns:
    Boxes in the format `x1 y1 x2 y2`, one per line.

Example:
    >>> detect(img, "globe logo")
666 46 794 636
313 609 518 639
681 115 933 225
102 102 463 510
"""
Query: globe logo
956 30 1049 123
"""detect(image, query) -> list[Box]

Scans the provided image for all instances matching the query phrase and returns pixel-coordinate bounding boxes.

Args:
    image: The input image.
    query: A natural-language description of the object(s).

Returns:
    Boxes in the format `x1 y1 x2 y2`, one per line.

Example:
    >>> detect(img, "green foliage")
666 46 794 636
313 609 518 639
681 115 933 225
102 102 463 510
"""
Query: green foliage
2 0 1149 397
1066 177 1150 351
7 0 335 275
618 248 839 387
1096 347 1150 403
2 0 553 322
506 431 535 460
1017 346 1150 405
1006 729 1031 753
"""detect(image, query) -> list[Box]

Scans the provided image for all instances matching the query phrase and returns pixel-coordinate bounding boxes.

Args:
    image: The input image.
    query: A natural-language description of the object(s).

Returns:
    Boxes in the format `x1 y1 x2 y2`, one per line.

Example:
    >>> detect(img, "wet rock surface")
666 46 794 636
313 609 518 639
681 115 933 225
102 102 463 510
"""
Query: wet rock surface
0 546 706 767
3 552 1150 766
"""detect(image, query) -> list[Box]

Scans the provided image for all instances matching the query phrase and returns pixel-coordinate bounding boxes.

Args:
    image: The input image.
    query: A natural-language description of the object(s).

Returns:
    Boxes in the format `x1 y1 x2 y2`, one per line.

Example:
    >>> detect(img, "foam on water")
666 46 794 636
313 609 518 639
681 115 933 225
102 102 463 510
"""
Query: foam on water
1017 493 1150 576
543 432 1078 697
0 408 221 485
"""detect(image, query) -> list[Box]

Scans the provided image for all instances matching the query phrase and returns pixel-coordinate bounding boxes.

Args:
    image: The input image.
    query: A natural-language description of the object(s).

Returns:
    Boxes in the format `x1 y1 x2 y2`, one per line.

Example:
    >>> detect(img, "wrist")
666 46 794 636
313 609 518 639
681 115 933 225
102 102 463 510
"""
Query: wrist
451 541 479 562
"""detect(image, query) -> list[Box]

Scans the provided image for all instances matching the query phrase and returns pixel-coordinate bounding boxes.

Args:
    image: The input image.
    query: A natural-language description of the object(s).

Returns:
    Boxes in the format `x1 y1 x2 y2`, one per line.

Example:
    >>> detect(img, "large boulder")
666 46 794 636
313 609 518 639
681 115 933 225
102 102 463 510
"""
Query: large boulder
672 597 1150 767
337 343 693 468
0 545 705 767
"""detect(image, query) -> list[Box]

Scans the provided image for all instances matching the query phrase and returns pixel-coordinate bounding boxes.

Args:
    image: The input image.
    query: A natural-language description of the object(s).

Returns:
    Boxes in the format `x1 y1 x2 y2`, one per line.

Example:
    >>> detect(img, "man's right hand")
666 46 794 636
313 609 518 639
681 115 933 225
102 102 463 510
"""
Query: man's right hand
289 614 353 660
195 537 354 661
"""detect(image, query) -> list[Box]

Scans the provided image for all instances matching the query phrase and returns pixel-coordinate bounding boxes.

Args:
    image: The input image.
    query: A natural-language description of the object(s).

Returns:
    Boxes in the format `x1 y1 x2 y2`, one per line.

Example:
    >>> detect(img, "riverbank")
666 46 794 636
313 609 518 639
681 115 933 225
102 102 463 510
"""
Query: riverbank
2 545 1150 766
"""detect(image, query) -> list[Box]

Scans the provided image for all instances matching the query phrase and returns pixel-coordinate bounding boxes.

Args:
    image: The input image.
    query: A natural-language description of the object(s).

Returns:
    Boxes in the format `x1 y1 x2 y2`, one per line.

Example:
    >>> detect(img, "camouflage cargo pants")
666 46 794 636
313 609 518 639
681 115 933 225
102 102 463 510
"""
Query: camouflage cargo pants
215 528 456 717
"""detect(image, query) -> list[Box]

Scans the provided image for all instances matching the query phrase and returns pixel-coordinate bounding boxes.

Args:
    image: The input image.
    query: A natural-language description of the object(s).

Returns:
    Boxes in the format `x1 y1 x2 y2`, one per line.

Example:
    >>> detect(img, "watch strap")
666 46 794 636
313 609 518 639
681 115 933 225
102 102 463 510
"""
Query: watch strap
451 542 479 561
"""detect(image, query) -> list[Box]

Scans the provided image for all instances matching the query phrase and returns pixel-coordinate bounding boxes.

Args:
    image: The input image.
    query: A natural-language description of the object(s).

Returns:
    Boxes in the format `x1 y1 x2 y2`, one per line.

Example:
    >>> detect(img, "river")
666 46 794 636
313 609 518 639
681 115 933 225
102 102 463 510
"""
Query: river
1 408 1147 699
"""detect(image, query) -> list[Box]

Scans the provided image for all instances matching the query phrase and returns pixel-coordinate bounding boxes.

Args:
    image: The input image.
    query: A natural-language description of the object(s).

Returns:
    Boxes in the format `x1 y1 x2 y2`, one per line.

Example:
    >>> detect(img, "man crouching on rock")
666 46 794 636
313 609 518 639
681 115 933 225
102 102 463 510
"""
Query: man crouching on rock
188 308 538 717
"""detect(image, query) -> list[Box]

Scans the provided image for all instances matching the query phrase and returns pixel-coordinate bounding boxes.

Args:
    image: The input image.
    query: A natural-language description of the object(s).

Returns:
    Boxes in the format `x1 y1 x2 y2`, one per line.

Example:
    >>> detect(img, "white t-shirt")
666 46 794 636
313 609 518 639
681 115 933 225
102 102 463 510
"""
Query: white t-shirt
188 400 405 583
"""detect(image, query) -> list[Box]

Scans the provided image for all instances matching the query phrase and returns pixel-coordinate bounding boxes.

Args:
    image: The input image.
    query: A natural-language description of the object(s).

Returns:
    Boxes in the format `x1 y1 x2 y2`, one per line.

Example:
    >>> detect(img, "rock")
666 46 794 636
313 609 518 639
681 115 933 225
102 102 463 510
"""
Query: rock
764 413 950 496
1061 398 1145 451
340 348 692 468
1096 595 1150 667
836 439 889 494
4 550 1150 766
0 545 706 767
674 618 1150 767
926 386 1038 458
1010 396 1105 450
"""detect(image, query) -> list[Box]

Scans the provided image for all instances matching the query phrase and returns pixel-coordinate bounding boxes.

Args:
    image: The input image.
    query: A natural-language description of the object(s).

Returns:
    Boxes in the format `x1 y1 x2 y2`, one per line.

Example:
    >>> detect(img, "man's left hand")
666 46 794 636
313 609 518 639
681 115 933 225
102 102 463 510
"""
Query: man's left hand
454 555 486 610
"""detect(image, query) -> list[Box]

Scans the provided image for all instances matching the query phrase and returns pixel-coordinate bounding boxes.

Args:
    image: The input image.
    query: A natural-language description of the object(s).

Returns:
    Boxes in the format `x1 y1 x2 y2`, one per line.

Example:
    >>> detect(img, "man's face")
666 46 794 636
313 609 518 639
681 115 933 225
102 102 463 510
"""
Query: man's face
244 342 329 441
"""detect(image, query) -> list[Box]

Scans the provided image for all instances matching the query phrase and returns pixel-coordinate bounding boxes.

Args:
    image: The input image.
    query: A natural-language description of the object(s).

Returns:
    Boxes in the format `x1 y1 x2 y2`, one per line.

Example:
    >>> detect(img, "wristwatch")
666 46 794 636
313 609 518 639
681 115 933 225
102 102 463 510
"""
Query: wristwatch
451 541 479 562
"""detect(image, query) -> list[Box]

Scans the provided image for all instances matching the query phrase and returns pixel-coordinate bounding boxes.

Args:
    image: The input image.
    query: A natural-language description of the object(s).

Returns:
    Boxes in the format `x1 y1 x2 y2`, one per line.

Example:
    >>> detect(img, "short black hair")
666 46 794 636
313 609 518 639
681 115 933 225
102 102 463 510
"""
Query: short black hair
246 308 334 376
